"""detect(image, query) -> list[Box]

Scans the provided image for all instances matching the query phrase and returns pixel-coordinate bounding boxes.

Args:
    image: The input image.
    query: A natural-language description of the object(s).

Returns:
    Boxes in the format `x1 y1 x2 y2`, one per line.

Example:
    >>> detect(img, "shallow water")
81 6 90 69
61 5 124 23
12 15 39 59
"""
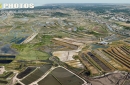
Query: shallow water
91 44 109 50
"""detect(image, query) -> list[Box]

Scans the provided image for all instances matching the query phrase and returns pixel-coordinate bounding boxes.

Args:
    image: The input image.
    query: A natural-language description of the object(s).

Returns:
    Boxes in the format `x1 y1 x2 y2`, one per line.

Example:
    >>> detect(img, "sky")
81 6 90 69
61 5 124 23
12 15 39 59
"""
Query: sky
0 0 130 6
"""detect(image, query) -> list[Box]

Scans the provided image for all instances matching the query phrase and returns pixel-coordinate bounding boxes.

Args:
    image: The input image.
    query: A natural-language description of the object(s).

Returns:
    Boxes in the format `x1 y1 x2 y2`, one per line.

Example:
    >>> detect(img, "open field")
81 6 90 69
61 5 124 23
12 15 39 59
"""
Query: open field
92 25 108 34
117 22 130 27
12 44 50 60
1 4 130 85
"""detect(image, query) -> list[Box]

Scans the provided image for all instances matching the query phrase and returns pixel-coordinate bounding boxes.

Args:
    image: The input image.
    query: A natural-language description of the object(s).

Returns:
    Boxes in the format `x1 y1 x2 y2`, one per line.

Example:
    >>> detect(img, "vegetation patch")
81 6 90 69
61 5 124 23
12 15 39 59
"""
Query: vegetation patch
12 44 50 60
51 12 70 17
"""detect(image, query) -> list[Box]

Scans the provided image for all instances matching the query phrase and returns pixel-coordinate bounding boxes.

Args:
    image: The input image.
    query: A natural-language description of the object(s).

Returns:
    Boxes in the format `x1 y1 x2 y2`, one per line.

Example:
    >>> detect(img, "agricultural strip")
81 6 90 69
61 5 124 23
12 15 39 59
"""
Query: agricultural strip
79 53 99 75
103 46 130 71
86 52 111 71
95 49 124 70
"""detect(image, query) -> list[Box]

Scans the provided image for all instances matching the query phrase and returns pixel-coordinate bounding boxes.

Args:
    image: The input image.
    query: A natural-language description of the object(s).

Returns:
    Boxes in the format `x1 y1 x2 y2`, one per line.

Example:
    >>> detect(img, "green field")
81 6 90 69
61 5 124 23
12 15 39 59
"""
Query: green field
12 44 50 60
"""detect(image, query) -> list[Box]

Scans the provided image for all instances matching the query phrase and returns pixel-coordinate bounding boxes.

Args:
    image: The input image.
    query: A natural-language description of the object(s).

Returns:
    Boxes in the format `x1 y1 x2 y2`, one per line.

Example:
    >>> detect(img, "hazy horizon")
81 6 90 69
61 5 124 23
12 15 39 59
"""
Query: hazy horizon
0 0 130 6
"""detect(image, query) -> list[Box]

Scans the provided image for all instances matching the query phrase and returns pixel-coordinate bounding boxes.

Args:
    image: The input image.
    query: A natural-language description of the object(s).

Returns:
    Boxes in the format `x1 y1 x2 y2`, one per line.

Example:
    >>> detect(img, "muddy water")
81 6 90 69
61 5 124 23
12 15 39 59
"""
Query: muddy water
38 67 84 85
91 44 109 50
38 74 61 85
52 67 84 85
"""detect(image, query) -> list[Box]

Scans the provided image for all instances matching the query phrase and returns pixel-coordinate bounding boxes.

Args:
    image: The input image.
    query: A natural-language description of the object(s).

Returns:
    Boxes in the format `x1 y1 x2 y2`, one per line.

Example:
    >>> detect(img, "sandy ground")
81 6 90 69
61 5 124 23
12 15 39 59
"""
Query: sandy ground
53 50 78 62
21 33 38 44
65 60 84 68
0 66 5 74
120 23 130 27
52 38 90 69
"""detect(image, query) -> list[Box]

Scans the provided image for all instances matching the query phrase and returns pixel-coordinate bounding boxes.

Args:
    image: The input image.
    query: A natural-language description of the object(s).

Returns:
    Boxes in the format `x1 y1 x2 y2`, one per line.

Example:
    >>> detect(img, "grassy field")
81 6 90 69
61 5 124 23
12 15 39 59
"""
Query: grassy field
116 22 130 30
12 44 50 60
117 22 130 27
11 35 54 60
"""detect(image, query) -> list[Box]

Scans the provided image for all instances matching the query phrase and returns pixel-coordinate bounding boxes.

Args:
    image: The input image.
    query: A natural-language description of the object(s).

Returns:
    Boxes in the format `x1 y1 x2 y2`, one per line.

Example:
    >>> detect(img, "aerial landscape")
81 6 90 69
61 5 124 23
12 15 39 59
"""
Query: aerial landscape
0 0 130 85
